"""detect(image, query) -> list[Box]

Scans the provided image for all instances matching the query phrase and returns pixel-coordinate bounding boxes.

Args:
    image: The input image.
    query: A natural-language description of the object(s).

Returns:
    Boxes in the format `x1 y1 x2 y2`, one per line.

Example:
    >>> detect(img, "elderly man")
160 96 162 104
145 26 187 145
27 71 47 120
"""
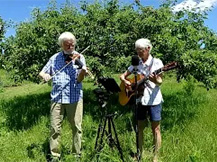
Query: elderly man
39 32 86 161
120 38 163 162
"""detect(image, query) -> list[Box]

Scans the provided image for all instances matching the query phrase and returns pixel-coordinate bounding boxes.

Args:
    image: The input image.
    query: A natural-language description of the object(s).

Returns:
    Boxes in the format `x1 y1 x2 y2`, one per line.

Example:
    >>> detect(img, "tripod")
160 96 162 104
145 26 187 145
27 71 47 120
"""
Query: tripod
94 78 124 162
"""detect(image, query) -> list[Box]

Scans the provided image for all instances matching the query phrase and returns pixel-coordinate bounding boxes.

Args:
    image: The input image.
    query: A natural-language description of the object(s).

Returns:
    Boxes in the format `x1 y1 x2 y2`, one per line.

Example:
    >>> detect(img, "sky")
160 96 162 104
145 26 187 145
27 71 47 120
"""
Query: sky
0 0 217 38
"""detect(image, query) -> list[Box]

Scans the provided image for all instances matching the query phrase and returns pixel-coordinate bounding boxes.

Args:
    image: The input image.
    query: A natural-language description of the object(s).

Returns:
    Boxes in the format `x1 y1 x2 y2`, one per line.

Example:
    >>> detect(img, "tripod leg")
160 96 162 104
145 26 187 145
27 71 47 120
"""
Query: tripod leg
135 122 141 161
97 117 108 152
110 117 124 162
95 118 103 150
95 117 108 162
107 117 114 146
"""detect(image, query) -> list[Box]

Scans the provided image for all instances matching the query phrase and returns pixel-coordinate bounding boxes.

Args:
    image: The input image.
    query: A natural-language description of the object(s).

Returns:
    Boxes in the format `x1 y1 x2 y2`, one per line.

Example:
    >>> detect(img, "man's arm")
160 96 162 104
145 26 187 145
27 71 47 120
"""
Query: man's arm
120 70 132 87
39 58 52 82
76 54 87 83
77 67 86 83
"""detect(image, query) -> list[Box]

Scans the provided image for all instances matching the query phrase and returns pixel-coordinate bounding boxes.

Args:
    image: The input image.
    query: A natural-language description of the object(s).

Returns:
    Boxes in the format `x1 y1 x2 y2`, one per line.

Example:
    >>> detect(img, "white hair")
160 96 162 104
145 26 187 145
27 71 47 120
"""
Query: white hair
135 38 153 53
58 32 76 46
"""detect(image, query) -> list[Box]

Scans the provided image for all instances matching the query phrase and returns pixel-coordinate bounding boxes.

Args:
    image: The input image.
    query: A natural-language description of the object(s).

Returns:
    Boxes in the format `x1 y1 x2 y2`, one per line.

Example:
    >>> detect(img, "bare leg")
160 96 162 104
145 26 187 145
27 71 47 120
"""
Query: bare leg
151 121 161 162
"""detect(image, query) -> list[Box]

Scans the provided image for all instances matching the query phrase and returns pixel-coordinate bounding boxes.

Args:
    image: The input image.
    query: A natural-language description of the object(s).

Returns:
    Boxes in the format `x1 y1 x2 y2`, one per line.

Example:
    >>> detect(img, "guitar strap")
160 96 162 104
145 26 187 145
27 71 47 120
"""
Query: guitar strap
144 57 154 89
136 57 154 104
148 57 154 76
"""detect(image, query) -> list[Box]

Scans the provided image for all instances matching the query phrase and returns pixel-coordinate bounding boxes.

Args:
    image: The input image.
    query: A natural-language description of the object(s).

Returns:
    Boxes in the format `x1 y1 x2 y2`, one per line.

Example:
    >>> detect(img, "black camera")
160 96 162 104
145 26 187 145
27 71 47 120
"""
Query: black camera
93 88 109 102
93 77 121 108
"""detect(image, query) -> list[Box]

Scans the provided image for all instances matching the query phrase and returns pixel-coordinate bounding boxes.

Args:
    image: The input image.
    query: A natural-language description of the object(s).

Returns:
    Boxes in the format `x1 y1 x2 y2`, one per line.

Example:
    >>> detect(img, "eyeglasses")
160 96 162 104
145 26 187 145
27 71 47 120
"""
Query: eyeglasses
63 43 75 49
135 47 149 52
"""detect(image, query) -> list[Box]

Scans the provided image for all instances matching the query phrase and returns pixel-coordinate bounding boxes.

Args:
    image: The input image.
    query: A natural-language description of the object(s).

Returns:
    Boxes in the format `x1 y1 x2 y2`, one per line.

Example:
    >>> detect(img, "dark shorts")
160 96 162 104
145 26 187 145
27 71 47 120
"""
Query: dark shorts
137 104 162 121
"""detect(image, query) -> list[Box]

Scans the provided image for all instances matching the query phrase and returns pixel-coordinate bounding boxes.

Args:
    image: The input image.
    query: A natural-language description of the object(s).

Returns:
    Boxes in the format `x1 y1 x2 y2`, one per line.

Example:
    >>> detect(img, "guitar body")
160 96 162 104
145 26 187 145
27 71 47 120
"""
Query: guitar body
119 61 178 106
119 74 144 106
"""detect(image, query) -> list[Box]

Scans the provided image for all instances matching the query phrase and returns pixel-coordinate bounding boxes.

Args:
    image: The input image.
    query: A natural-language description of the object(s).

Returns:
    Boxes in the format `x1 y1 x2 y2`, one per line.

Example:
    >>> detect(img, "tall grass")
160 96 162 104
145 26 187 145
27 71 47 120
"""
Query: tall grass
0 74 217 162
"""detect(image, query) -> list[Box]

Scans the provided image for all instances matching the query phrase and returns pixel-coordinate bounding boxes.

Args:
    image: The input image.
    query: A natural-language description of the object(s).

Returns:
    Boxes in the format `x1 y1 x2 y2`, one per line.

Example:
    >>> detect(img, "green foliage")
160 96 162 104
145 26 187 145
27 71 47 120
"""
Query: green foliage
179 50 217 88
0 16 4 41
0 16 5 68
0 80 3 93
0 69 18 89
1 0 217 88
182 75 196 95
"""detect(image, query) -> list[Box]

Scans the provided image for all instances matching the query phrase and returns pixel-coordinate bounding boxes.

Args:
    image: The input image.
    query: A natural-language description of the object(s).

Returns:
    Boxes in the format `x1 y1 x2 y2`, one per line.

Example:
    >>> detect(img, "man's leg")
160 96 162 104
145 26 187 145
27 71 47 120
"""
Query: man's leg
150 104 162 162
50 102 64 158
151 121 161 162
66 100 83 156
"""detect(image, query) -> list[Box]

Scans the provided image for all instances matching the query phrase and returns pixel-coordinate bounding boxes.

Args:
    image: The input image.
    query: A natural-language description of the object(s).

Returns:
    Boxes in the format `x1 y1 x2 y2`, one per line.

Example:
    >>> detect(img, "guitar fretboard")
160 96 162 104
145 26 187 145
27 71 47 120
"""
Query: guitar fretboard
136 68 163 87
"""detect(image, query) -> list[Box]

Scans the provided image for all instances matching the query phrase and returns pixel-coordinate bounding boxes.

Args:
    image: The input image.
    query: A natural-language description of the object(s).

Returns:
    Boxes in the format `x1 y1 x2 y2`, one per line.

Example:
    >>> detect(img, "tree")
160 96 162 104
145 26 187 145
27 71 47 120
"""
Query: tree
0 16 6 69
2 0 217 88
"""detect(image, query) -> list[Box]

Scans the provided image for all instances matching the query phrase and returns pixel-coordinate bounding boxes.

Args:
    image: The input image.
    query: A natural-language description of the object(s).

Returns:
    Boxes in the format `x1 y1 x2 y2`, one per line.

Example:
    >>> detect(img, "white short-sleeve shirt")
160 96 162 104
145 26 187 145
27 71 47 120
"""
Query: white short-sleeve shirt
128 55 164 106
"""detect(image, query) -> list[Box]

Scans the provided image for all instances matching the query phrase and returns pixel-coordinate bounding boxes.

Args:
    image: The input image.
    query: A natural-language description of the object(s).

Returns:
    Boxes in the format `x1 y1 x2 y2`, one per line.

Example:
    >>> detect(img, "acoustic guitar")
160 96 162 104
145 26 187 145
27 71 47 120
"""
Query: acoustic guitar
119 61 178 106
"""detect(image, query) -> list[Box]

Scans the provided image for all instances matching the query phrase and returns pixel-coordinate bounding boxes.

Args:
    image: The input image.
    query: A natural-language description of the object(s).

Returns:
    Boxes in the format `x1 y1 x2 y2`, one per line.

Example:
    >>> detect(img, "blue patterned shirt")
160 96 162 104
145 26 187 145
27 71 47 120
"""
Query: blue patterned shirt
41 51 86 104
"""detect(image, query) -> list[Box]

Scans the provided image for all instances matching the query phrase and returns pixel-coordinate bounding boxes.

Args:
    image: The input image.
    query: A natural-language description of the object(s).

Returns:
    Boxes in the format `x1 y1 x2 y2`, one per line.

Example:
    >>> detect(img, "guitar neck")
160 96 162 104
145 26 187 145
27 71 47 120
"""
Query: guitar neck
137 68 163 86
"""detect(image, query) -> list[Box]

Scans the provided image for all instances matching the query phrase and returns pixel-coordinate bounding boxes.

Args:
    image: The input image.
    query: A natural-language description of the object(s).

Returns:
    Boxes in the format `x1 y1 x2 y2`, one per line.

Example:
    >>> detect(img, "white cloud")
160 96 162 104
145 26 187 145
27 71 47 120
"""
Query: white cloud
172 0 217 12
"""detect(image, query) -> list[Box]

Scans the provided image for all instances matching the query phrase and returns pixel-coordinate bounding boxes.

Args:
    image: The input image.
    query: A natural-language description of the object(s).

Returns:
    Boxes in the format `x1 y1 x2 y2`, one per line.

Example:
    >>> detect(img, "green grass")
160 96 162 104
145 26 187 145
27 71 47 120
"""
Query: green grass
160 77 217 162
0 74 217 162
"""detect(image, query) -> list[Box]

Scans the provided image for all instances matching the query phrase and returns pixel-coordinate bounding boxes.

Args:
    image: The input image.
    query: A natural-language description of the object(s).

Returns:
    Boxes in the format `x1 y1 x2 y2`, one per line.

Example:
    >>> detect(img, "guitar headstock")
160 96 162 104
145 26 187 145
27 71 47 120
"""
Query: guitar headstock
162 61 178 72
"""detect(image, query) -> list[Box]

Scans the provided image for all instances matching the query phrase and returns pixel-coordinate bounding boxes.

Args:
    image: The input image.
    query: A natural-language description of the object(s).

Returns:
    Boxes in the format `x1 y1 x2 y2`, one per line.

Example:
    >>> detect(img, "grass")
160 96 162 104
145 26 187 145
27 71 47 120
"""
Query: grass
0 73 217 162
160 86 217 162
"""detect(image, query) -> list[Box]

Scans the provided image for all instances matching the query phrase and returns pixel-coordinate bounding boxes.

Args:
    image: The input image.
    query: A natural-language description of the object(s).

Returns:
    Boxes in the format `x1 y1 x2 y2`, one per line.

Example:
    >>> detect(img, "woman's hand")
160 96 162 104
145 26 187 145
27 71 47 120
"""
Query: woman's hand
149 73 162 86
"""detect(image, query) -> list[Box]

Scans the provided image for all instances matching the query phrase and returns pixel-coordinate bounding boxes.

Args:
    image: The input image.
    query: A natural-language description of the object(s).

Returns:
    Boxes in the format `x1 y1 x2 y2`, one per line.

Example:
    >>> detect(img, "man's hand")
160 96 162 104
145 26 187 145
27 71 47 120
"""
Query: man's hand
77 67 87 83
69 53 80 61
43 73 52 82
124 80 132 90
120 71 132 90
80 68 86 75
149 73 162 86
39 72 52 82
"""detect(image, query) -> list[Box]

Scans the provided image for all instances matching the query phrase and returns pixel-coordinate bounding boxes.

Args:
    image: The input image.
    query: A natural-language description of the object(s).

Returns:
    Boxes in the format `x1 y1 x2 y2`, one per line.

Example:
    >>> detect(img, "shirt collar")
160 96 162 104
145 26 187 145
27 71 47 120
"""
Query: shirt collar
61 51 67 57
141 54 153 66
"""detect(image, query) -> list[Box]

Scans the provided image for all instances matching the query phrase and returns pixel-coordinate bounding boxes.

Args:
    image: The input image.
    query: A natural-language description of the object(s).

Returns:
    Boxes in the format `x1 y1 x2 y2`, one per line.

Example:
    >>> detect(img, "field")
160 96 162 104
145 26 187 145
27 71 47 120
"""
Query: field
0 70 217 162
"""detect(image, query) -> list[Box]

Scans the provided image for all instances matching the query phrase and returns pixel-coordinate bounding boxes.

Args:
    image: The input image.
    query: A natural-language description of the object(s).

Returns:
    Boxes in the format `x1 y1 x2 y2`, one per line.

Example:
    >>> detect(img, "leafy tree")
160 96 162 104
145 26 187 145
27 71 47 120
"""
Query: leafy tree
0 16 4 45
0 16 6 69
2 0 217 88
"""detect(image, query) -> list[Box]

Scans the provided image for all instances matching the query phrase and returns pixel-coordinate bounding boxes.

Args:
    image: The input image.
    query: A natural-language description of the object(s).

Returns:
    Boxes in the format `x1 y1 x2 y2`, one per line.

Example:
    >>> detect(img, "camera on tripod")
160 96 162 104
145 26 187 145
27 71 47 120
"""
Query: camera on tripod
93 77 124 161
93 87 109 108
93 77 121 107
94 77 121 94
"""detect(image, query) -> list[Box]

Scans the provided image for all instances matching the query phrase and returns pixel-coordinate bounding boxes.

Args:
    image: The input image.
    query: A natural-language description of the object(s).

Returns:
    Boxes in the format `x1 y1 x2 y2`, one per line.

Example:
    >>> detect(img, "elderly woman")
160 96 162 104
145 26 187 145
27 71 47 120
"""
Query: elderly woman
120 38 163 162
39 32 86 161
